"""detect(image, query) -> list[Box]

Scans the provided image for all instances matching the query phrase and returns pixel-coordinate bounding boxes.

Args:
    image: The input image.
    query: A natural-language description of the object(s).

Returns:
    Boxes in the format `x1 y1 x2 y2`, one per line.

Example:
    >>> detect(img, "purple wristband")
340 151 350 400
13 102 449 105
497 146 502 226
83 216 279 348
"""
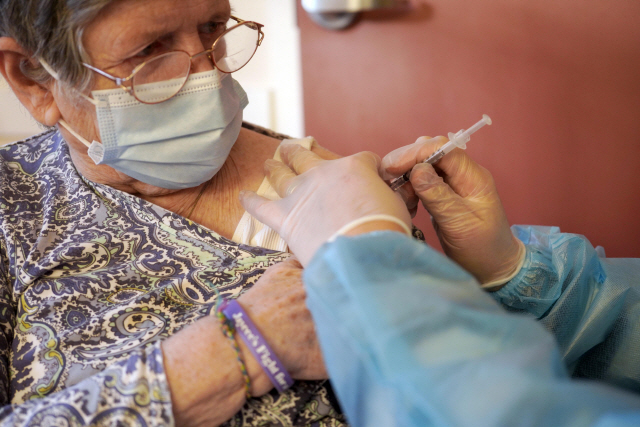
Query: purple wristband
222 299 294 393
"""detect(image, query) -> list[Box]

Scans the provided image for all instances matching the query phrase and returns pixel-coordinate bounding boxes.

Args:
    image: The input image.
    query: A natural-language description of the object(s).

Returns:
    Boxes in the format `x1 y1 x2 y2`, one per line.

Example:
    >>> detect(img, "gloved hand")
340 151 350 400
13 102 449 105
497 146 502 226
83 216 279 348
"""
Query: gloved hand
381 137 525 289
240 143 412 266
380 136 441 218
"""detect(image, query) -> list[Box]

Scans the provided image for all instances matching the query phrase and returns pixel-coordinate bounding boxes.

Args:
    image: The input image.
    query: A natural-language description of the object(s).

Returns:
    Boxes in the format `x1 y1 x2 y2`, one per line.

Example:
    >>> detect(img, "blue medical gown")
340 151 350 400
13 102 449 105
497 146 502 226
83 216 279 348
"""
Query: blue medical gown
303 226 640 427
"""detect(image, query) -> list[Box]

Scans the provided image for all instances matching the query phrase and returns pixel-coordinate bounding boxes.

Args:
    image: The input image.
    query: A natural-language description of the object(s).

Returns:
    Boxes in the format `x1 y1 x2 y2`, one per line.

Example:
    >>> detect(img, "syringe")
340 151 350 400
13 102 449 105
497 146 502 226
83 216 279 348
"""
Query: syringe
388 114 492 191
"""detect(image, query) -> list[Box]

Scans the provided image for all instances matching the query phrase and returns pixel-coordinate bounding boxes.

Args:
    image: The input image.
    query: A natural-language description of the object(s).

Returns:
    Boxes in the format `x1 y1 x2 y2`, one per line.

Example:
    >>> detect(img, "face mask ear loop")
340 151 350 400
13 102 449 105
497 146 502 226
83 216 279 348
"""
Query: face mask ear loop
39 58 103 151
38 58 60 80
38 58 98 106
58 120 94 149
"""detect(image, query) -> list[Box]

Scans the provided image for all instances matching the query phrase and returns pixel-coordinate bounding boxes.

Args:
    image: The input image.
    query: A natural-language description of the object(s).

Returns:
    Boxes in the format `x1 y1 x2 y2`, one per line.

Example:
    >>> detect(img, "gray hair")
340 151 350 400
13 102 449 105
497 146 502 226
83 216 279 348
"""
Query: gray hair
0 0 114 90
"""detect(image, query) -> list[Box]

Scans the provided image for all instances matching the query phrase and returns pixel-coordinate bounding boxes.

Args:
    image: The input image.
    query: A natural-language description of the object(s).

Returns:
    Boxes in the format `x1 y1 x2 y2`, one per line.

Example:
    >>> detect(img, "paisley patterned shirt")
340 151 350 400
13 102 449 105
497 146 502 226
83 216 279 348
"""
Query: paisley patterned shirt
0 128 346 426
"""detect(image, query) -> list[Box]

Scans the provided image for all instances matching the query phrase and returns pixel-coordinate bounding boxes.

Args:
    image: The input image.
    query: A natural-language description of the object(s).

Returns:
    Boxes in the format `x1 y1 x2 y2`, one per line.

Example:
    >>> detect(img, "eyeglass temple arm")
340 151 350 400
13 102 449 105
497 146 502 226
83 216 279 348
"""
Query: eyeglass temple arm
256 25 265 46
230 15 265 46
82 63 132 86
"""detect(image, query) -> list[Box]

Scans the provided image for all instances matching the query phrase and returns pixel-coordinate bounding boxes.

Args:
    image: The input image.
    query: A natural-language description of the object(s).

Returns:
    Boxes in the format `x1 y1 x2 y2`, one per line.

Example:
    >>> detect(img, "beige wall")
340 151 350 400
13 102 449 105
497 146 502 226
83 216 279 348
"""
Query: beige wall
231 0 304 137
0 76 44 144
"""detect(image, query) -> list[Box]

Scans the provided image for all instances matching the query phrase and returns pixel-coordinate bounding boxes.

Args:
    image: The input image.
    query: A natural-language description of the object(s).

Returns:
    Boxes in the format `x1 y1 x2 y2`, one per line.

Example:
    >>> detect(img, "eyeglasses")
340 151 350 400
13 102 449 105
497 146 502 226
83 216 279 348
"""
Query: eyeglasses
83 16 264 104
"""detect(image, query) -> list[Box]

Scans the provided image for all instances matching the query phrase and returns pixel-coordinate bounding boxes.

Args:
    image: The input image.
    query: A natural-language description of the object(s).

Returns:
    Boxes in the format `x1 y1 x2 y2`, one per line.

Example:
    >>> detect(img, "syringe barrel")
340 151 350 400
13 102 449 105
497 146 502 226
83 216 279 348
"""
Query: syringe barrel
419 114 492 166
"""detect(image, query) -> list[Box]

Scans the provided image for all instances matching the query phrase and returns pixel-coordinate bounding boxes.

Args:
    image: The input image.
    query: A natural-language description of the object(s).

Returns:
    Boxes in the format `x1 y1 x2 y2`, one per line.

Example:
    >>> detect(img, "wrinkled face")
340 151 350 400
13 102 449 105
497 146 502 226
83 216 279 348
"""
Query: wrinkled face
51 0 233 193
84 0 231 92
83 0 231 93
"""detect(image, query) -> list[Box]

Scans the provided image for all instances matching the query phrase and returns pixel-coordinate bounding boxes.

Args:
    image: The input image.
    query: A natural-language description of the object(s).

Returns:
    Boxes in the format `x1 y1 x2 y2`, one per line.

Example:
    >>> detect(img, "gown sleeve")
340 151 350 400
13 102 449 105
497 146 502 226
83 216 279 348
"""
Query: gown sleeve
493 225 640 392
303 231 640 427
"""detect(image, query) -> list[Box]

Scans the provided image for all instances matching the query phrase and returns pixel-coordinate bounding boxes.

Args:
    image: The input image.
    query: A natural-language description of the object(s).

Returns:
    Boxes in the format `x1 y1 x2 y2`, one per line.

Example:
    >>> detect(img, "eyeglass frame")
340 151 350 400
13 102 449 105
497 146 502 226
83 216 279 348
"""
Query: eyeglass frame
82 16 264 104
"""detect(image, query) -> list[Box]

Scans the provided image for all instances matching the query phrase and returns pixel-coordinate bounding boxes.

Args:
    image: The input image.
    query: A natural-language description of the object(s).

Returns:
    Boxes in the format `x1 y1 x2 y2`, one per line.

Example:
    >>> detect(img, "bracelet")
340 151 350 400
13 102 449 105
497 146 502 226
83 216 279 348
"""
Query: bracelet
222 299 294 393
215 305 252 399
328 214 412 242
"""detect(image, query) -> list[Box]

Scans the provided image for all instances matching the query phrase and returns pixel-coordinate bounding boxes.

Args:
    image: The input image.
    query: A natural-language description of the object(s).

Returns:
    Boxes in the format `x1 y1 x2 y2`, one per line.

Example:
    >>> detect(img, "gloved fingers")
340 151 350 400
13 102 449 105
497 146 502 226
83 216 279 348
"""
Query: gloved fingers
351 150 383 172
433 148 495 199
280 143 324 174
310 142 342 160
380 136 447 180
395 181 419 218
239 190 285 234
264 159 299 199
408 205 418 218
410 162 467 223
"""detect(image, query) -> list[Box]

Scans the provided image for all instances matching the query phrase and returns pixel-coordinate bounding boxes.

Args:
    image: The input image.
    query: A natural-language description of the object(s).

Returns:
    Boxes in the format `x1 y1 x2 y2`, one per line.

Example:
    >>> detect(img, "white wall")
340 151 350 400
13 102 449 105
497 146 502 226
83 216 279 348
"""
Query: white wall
231 0 305 138
0 1 304 143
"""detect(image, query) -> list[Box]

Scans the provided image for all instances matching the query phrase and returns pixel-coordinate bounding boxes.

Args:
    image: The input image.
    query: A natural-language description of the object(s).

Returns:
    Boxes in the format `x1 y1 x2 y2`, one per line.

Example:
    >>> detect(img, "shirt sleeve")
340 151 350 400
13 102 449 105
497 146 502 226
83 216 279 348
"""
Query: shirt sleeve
493 225 640 391
0 273 174 426
304 231 640 427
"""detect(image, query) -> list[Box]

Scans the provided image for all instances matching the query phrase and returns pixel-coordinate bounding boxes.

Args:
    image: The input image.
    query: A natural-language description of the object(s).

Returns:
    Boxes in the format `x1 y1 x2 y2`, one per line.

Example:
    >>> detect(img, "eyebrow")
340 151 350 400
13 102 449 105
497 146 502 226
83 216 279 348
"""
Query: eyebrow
113 9 232 58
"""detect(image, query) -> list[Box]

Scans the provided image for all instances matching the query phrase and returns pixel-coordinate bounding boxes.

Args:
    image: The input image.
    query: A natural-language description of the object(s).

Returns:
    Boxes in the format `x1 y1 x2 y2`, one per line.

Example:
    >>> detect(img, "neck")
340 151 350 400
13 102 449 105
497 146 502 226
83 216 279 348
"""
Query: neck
140 142 247 238
62 125 280 239
140 127 279 238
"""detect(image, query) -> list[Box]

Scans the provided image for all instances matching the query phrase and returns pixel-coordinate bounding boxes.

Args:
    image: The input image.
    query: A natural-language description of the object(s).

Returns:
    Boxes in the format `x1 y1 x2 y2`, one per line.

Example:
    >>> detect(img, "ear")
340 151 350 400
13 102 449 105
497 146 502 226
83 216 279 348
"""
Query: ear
0 37 61 126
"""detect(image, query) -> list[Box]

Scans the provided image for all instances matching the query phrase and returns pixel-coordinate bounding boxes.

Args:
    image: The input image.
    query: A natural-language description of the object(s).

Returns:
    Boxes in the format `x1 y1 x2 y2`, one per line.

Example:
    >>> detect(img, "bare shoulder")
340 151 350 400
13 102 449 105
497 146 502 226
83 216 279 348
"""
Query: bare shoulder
241 122 290 141
237 122 342 161
234 126 281 164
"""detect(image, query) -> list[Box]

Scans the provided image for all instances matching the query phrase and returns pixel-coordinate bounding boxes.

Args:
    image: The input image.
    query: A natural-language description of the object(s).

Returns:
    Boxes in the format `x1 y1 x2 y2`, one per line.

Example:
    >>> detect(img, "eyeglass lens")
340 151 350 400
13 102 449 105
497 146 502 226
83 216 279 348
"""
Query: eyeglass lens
131 20 260 104
213 22 261 73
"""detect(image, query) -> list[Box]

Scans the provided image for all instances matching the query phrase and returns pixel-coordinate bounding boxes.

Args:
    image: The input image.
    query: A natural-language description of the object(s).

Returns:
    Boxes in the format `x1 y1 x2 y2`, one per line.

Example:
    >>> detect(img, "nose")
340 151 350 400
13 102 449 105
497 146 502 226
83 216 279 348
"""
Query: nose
182 35 215 74
191 50 215 73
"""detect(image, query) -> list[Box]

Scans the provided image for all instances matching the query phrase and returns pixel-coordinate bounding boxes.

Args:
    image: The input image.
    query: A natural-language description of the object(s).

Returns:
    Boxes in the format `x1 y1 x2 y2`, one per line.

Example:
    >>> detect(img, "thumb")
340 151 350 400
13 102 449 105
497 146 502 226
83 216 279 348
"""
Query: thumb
410 163 464 224
238 190 285 233
380 136 446 180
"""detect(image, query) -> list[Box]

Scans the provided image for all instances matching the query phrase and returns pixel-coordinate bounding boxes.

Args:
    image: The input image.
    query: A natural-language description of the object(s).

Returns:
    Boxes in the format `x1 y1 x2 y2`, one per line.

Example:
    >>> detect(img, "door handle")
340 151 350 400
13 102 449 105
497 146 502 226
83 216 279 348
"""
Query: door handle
302 0 405 30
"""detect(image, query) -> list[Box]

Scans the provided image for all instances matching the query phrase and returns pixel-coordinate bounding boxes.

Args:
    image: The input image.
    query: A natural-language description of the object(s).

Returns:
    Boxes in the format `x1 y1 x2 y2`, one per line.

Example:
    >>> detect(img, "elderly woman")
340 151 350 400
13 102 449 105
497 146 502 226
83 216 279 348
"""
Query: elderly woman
0 0 345 425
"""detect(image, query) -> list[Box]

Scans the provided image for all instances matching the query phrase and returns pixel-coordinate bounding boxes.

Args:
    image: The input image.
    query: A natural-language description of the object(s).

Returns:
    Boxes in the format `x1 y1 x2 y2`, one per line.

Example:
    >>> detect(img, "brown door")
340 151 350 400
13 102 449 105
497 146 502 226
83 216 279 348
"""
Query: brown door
298 0 640 256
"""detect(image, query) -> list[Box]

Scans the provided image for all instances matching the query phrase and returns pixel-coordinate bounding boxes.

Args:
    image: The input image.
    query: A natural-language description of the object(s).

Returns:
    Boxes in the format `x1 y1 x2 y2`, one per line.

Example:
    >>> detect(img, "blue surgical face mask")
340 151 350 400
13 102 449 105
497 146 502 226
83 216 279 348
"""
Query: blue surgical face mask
43 62 248 190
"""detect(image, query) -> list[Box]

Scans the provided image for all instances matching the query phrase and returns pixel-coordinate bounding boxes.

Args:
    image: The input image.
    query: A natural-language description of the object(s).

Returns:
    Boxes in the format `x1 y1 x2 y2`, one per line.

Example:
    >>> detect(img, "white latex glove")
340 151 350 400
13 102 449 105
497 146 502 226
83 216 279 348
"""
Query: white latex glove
380 136 444 218
381 137 525 289
240 144 412 266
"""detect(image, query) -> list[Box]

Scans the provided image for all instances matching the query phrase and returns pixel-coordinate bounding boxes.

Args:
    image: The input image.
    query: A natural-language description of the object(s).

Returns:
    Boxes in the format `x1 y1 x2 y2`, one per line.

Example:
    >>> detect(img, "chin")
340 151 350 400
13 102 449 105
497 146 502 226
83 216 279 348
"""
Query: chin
110 172 185 197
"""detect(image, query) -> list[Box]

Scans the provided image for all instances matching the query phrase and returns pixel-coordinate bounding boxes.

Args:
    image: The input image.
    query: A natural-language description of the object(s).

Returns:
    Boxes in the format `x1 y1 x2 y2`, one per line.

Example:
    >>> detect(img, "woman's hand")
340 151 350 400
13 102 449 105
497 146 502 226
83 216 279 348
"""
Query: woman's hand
238 256 326 382
162 257 326 426
381 137 524 287
240 144 412 266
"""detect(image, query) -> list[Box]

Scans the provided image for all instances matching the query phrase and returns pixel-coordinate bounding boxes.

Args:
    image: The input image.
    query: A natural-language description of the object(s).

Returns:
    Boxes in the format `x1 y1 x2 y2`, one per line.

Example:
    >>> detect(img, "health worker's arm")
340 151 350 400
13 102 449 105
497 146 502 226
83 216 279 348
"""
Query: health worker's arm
493 225 640 392
304 231 640 427
382 137 640 393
